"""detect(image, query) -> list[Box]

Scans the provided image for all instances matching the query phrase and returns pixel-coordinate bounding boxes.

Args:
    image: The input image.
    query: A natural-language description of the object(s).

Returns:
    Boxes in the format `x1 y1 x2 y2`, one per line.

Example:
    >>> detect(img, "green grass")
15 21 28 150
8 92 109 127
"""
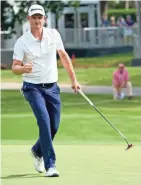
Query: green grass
58 67 141 86
2 145 141 185
1 91 141 185
1 67 141 86
2 52 138 85
58 53 133 67
2 90 141 143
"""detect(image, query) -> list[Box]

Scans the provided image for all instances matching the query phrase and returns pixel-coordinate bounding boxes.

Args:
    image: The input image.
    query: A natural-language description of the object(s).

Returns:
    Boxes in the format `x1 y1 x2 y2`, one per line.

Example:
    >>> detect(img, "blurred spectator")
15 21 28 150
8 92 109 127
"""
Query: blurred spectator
110 16 117 26
108 16 117 45
112 64 133 100
126 15 135 26
100 14 136 46
101 14 109 27
124 15 135 45
117 17 126 39
117 17 126 27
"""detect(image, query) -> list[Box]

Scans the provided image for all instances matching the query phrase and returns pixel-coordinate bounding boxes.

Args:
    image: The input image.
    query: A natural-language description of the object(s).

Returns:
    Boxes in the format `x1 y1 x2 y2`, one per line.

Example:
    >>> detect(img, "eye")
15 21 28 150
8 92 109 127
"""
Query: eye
38 16 43 20
32 16 36 20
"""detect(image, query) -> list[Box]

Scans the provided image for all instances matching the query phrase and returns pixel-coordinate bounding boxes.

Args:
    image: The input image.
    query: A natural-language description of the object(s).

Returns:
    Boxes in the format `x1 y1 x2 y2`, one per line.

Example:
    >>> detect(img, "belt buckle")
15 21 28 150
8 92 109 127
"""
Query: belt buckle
42 83 45 87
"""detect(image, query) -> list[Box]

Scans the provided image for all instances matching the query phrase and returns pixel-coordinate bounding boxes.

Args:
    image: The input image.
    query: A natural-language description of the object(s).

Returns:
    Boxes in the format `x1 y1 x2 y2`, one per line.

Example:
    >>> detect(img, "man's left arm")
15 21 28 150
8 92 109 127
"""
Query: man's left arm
124 70 129 86
54 29 80 92
57 49 80 92
119 70 129 88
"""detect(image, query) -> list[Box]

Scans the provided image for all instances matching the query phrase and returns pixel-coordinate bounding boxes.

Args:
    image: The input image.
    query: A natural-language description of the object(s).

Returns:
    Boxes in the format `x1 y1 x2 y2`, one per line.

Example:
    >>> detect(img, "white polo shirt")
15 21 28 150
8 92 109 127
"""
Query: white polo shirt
13 27 65 84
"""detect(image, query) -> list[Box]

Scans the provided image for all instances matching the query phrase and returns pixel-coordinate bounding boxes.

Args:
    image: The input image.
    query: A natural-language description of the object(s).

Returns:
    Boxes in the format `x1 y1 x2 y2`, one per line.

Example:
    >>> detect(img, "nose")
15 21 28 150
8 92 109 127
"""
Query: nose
35 20 40 24
35 18 40 22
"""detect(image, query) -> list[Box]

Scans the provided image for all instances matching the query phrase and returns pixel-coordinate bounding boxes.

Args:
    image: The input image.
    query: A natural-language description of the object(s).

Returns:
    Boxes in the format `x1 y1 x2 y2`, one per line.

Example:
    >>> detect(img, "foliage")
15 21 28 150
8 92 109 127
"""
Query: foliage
108 1 135 9
68 1 80 8
1 0 80 36
14 0 65 23
100 1 108 15
1 1 16 38
107 8 138 21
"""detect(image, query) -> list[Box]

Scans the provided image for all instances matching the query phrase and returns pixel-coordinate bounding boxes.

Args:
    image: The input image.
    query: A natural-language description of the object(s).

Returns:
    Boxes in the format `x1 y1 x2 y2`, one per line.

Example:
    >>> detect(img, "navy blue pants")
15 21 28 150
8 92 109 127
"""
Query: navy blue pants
22 81 61 170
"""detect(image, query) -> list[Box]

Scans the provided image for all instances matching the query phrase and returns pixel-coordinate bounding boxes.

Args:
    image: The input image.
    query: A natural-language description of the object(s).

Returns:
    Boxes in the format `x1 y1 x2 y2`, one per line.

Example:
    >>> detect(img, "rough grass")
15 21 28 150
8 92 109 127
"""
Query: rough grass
1 67 141 86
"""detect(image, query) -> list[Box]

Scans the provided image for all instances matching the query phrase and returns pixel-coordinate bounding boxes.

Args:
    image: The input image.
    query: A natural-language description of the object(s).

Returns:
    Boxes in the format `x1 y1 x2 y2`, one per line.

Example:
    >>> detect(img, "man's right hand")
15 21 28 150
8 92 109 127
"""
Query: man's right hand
23 62 33 73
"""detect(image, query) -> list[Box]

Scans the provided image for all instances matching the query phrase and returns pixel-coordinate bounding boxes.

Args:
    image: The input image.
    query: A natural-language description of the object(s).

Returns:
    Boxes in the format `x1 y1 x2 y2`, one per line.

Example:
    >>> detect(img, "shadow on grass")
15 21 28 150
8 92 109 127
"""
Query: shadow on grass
1 173 44 179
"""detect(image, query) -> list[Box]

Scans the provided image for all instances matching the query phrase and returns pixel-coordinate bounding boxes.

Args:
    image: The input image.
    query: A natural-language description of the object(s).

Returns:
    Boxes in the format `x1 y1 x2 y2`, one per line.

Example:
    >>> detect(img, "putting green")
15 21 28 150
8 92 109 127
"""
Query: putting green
1 145 141 185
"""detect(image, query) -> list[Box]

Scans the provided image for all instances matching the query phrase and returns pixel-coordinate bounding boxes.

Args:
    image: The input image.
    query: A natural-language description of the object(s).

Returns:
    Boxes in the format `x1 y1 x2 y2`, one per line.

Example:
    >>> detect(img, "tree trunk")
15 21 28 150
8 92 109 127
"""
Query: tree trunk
133 1 141 59
125 0 129 9
135 1 141 36
100 1 108 16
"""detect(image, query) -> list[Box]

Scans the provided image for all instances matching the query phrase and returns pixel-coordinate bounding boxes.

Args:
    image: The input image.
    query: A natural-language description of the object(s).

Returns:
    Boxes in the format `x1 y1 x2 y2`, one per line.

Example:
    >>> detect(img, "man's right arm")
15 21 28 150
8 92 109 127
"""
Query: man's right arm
12 60 24 75
12 60 33 75
12 39 32 75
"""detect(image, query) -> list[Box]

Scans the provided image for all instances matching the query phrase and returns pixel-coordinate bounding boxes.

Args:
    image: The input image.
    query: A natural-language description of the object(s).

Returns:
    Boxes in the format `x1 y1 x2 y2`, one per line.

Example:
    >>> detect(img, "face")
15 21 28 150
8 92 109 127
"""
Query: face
28 14 46 29
121 18 124 22
119 67 124 73
103 15 107 20
127 15 131 21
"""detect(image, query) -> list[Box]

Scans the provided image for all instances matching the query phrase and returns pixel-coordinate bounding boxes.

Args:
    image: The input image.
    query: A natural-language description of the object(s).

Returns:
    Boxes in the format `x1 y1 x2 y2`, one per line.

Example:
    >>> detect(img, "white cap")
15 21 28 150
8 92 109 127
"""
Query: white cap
28 4 45 16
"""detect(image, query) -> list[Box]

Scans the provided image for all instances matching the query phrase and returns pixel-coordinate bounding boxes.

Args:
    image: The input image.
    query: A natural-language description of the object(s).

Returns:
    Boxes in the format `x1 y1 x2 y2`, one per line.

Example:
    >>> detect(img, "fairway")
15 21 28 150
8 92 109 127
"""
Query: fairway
1 91 141 185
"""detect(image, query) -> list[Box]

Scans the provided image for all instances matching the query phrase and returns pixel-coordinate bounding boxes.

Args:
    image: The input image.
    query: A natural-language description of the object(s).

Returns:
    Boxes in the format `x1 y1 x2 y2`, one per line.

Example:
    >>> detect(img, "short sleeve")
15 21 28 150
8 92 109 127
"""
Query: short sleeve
54 29 65 51
13 39 24 61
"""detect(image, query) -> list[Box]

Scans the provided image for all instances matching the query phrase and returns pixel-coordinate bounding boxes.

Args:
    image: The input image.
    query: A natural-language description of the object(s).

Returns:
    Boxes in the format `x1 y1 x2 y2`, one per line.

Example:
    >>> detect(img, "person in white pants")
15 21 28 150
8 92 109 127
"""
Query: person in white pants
112 64 133 100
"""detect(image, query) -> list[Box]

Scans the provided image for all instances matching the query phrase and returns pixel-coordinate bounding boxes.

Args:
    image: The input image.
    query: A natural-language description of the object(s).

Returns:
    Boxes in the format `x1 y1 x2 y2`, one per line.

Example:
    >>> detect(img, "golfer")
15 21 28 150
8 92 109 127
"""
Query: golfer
112 63 132 100
12 4 80 177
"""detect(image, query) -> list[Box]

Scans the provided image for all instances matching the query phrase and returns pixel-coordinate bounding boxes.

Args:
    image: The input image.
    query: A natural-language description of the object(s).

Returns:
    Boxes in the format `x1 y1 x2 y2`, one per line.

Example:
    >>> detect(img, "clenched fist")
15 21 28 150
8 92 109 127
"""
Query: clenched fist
23 62 33 73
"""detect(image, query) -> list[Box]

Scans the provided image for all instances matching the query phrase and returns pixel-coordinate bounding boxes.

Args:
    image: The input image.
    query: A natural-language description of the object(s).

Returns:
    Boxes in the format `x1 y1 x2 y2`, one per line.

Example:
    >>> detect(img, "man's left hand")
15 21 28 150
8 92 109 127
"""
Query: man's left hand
71 80 81 93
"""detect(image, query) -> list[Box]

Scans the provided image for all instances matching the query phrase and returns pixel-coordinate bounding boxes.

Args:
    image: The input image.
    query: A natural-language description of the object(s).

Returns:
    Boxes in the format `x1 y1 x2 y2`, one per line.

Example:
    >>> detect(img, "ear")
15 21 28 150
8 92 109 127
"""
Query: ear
27 16 30 21
44 16 47 21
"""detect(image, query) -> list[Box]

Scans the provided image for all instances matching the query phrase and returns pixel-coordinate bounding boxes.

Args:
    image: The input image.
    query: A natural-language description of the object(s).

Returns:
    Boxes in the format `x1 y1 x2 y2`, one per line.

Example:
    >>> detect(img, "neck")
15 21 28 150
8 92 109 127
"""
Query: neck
30 27 43 40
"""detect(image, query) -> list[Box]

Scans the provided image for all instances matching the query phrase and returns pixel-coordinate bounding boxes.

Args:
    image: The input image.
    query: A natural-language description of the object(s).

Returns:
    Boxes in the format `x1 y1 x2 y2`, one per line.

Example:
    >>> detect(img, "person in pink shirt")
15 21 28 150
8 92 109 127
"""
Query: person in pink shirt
112 64 133 99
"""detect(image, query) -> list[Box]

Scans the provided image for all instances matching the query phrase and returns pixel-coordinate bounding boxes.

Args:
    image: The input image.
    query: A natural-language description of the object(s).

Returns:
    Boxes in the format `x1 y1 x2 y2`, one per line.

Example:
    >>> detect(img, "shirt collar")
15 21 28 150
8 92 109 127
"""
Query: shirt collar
28 27 47 41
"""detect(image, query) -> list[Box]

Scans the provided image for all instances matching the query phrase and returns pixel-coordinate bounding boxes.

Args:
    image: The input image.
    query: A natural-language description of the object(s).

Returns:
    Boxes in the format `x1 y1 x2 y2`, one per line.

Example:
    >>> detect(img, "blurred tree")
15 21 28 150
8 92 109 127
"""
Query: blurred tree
100 1 108 15
1 1 16 37
68 0 80 8
1 0 80 33
108 1 125 9
129 1 136 8
14 1 65 23
108 1 135 9
15 1 80 23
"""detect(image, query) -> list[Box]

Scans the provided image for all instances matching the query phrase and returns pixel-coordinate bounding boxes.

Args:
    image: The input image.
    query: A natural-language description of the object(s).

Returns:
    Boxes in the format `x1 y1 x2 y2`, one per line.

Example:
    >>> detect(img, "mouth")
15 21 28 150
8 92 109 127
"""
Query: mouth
35 23 41 26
